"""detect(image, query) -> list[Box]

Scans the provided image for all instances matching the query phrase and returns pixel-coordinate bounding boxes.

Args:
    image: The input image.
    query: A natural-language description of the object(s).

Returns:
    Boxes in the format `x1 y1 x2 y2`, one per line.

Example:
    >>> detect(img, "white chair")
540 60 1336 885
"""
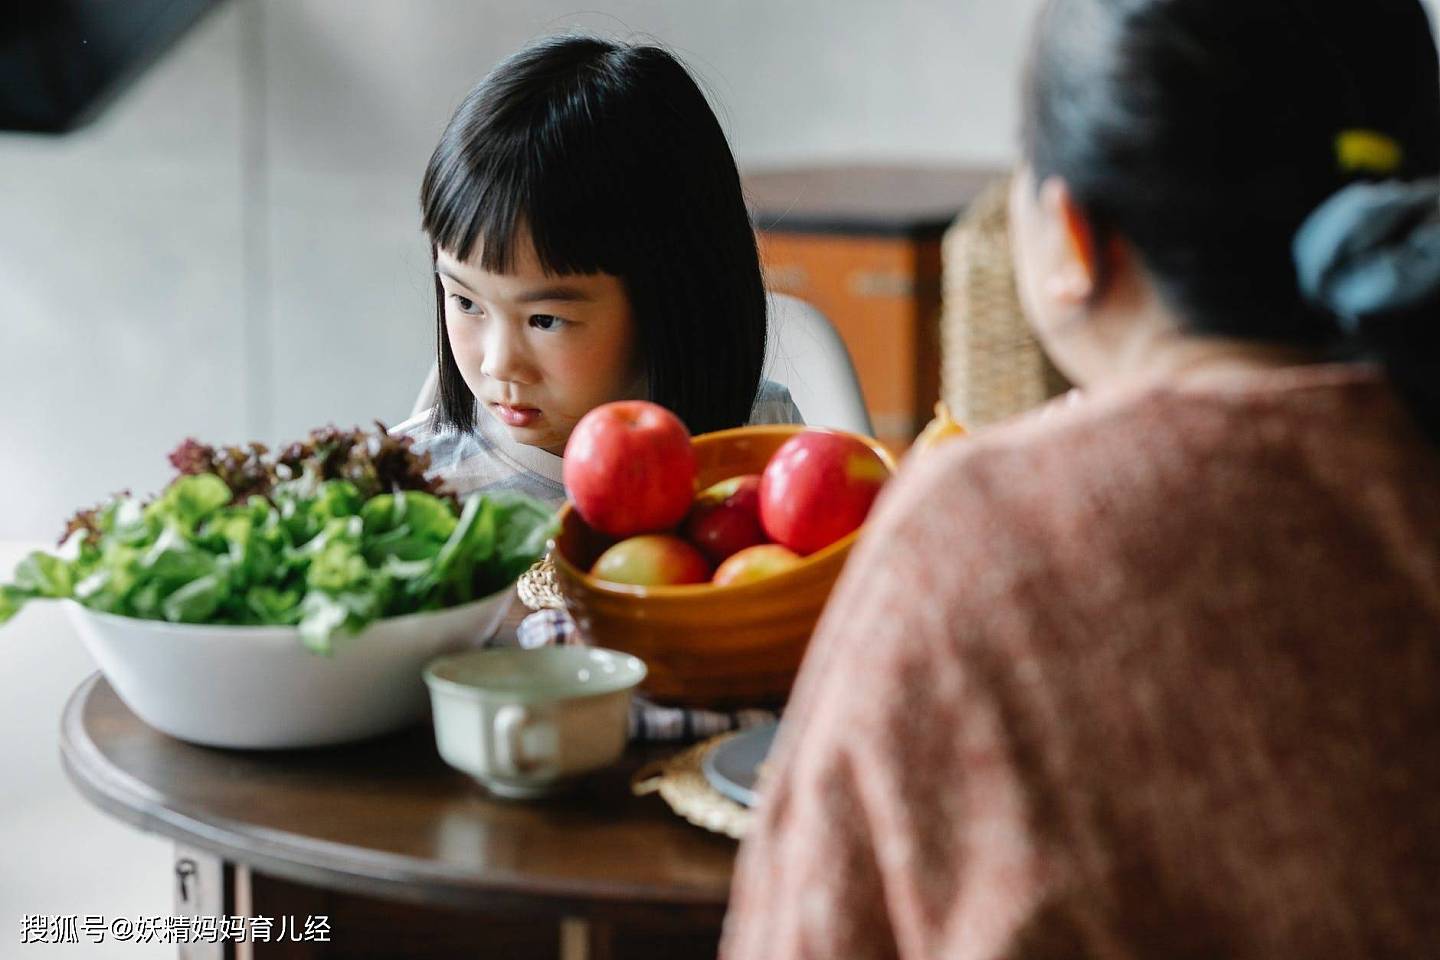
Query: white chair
410 292 872 435
761 292 872 435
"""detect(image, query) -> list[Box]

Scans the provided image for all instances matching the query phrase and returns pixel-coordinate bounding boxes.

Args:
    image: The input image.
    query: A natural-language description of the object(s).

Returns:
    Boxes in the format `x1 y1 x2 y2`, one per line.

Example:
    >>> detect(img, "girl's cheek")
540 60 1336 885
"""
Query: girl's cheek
446 323 486 379
546 347 601 394
553 336 632 403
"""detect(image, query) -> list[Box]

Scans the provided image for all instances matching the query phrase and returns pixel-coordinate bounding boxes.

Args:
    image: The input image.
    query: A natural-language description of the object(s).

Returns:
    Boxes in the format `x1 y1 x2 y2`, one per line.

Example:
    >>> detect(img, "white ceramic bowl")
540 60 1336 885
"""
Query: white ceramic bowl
65 590 513 749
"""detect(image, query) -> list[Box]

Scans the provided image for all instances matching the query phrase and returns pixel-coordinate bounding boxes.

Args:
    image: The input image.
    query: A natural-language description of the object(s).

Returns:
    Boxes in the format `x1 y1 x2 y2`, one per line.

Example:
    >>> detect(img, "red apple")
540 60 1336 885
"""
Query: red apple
759 430 889 555
590 535 711 587
563 401 697 538
713 544 803 587
701 473 762 516
683 474 766 565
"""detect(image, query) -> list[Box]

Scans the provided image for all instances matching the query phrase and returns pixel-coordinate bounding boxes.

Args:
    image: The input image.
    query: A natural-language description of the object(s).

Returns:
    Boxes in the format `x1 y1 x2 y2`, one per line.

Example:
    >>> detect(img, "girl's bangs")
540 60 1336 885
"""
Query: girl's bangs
421 144 616 278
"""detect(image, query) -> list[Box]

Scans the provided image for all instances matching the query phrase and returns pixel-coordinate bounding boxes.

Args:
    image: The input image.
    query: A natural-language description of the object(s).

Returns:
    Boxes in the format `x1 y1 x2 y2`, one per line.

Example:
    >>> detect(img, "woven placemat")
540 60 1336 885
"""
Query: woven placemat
631 731 753 840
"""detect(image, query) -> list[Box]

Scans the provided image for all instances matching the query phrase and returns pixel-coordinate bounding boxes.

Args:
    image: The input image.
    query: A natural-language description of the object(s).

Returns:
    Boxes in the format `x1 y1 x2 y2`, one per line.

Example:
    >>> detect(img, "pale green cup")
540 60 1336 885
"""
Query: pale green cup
424 646 647 799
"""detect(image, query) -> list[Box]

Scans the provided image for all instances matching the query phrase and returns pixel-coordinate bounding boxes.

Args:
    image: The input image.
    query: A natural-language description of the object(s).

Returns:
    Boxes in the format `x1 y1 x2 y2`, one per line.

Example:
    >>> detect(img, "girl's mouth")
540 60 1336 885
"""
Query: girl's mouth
490 403 542 428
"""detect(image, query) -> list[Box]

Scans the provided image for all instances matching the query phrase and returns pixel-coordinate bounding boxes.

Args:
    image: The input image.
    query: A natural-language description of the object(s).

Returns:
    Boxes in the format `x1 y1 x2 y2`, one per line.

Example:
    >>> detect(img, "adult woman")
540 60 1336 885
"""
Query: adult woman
723 1 1440 956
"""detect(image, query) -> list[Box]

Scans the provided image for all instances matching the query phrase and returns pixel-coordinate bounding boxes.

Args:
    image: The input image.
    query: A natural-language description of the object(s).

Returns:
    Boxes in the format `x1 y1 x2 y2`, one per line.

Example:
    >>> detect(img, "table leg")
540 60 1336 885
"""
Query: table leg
173 845 238 960
575 916 721 960
231 865 326 959
560 917 591 960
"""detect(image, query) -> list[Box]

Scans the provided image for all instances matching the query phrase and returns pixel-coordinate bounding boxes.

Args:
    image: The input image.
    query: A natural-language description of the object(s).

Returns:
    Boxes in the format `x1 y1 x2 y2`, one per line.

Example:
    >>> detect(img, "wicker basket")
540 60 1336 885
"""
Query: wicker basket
941 177 1069 428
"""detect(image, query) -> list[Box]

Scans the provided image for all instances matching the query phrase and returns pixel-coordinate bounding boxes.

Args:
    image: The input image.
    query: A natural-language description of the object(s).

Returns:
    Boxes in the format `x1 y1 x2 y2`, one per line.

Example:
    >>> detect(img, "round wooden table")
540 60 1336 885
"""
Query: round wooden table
59 608 737 960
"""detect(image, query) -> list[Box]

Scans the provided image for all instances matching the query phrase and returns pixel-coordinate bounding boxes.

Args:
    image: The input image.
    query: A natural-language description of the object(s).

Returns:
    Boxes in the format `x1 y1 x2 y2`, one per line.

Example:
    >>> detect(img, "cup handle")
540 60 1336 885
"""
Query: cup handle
494 704 558 779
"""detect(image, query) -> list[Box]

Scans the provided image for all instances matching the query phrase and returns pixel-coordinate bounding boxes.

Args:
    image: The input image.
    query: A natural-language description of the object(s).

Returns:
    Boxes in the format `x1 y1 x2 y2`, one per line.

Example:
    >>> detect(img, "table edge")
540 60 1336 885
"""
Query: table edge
59 673 732 920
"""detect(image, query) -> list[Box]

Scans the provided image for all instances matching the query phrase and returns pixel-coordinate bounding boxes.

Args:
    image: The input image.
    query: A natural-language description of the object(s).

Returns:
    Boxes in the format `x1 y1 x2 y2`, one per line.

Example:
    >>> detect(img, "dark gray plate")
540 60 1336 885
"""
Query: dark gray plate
702 722 778 808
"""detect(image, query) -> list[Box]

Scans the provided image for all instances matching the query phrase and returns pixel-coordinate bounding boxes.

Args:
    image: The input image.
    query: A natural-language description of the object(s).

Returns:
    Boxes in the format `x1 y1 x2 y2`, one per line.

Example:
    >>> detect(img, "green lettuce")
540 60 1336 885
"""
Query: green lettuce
1 428 556 653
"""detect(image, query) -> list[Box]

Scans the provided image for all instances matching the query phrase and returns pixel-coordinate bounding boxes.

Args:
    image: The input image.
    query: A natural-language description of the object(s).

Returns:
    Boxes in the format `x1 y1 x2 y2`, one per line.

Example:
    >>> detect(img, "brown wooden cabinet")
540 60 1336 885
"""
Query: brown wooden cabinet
744 164 1003 451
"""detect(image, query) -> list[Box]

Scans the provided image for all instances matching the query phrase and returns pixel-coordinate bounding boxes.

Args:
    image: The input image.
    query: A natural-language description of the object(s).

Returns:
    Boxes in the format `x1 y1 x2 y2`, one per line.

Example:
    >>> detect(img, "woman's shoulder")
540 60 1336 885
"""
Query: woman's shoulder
924 363 1398 465
883 364 1422 559
749 379 805 426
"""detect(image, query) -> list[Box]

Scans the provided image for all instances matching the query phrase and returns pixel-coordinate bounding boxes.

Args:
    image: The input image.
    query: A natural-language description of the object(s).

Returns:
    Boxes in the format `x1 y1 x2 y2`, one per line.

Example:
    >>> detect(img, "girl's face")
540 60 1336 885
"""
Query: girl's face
436 233 643 455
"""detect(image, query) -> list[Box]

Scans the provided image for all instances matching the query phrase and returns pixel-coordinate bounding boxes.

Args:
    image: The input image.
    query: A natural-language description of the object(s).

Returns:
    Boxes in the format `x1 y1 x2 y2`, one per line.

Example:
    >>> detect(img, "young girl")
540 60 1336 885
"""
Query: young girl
395 35 801 504
725 1 1440 957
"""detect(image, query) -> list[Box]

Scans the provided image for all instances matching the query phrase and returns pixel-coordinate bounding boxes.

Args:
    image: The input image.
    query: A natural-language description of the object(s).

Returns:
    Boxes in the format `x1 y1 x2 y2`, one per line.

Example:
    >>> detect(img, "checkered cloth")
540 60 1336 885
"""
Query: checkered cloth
515 608 782 743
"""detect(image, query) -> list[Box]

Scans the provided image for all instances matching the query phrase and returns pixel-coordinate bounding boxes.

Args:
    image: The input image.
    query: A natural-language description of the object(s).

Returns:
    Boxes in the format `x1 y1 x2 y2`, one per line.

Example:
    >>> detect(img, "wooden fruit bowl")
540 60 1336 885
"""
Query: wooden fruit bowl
550 425 896 709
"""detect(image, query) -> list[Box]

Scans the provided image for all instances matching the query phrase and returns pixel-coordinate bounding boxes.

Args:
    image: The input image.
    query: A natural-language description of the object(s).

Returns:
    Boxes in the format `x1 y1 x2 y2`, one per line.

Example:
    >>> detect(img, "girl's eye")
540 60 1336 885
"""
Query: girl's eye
449 294 481 315
529 314 567 331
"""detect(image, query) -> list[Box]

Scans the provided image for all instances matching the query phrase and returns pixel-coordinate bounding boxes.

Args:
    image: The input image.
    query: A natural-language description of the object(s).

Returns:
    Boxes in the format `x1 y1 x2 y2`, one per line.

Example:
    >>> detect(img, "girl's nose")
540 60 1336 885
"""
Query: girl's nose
480 322 534 384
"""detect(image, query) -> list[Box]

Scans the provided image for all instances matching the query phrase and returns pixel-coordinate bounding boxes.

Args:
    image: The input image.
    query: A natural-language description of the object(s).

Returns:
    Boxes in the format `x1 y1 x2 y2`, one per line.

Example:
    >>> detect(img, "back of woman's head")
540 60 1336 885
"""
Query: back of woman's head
421 36 766 436
1022 0 1440 437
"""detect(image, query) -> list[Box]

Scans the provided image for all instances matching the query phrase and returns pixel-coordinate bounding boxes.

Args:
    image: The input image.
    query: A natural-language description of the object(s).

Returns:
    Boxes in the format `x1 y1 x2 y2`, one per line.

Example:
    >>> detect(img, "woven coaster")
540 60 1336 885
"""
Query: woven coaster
517 554 566 611
632 731 753 840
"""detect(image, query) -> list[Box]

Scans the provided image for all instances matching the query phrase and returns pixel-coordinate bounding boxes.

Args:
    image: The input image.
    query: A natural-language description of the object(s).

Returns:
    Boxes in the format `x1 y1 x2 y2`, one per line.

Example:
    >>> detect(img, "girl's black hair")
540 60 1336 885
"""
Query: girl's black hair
1021 0 1440 438
420 35 767 437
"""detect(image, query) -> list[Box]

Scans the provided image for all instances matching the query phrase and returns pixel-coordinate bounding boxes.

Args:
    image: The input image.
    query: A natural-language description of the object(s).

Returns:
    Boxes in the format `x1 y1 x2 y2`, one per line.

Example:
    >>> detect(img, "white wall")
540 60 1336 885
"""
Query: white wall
0 0 1041 541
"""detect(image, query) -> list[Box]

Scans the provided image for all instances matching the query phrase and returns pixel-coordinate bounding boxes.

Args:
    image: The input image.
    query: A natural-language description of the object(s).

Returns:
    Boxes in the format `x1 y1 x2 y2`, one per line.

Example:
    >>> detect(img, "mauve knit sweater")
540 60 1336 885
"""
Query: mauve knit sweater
721 363 1440 960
